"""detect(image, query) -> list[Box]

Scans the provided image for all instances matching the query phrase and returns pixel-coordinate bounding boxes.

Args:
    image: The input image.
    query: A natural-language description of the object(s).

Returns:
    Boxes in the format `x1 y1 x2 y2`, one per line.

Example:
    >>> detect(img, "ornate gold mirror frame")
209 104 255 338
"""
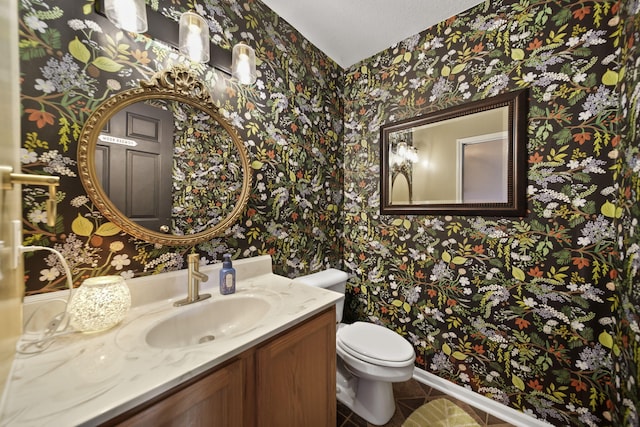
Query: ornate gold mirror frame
78 66 252 246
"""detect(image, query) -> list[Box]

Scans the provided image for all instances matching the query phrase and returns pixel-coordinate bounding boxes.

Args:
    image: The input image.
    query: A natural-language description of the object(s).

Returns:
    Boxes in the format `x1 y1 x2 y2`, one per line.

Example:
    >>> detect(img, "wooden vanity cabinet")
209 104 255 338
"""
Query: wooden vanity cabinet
106 307 336 427
255 306 336 427
112 356 246 427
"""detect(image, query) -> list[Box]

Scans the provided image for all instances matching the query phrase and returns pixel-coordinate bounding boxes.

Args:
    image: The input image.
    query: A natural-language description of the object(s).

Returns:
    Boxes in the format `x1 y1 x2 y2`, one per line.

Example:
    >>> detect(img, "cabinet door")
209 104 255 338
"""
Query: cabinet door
255 307 336 427
116 358 244 427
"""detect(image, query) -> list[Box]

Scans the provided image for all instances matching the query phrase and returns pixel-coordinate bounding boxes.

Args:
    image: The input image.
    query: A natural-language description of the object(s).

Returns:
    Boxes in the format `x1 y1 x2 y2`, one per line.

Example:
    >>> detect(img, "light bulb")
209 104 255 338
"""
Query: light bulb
397 142 408 157
179 11 210 63
409 147 419 163
236 53 251 84
186 24 203 62
105 0 148 33
232 42 257 85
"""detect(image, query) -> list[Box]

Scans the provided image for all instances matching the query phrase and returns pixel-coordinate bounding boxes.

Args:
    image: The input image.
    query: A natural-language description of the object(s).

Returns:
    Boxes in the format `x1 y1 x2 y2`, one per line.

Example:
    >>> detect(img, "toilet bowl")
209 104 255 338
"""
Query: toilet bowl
292 269 416 425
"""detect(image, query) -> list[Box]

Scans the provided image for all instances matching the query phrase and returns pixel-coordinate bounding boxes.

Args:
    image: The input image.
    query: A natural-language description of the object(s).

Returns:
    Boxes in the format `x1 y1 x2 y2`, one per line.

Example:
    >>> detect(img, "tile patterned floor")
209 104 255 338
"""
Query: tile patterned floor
337 378 517 427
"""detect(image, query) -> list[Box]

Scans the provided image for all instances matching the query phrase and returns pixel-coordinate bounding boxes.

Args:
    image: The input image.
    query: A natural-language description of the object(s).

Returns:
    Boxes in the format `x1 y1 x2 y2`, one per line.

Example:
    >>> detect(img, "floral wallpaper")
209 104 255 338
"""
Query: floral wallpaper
16 0 640 425
615 1 640 426
169 101 244 235
341 0 638 426
18 0 344 292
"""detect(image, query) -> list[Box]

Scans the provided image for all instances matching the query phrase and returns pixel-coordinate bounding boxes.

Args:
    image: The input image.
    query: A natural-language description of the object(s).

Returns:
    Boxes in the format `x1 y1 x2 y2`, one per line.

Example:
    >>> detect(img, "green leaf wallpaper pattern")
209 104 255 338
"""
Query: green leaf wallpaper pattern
18 0 344 291
615 2 640 426
16 0 640 425
341 0 638 426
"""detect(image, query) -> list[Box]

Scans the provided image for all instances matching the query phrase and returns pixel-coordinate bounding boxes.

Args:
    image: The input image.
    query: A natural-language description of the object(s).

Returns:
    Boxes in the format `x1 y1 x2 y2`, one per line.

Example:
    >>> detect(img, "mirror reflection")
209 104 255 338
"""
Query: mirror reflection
390 108 508 204
381 89 527 216
78 66 252 246
96 99 244 236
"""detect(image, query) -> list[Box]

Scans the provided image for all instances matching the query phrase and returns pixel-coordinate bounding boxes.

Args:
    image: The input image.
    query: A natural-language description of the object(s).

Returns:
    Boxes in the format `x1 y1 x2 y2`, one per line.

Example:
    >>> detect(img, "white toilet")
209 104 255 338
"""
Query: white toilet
292 269 416 425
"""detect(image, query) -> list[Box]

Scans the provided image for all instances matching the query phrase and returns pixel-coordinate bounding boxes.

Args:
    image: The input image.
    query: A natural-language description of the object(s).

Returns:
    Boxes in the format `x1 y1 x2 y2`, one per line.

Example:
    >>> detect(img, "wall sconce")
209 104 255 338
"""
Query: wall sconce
232 42 257 85
103 0 148 33
179 11 210 63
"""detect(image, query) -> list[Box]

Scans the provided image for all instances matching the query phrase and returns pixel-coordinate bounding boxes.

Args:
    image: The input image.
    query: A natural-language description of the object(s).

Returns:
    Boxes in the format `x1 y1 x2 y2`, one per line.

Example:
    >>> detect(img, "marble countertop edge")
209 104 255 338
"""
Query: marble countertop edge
1 256 342 426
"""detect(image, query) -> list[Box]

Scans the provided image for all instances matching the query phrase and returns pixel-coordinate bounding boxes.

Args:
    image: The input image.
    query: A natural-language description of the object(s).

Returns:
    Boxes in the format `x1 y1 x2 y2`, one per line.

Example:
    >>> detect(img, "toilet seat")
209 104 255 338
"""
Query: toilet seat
337 322 415 367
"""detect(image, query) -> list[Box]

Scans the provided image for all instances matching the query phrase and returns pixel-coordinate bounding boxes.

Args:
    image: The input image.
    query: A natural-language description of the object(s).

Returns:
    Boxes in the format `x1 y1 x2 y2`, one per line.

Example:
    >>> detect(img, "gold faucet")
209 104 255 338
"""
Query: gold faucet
174 253 211 306
1 166 59 227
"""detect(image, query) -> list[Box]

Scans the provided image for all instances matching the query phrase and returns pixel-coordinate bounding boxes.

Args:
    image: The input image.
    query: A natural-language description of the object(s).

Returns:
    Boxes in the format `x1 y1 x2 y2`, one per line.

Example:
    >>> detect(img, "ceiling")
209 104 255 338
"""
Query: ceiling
260 0 486 68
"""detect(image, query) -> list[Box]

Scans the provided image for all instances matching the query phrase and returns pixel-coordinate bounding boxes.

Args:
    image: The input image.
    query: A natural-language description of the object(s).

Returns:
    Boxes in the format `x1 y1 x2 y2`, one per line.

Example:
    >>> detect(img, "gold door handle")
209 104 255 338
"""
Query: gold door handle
1 166 60 227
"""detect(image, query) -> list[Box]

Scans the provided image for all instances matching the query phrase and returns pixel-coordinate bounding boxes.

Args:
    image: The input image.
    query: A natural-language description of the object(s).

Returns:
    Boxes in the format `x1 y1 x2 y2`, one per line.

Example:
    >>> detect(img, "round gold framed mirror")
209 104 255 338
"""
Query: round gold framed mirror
78 66 252 246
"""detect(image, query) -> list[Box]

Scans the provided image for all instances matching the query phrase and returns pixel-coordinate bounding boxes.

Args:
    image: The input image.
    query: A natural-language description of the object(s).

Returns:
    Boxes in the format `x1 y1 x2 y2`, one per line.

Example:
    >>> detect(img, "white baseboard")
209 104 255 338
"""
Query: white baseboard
413 368 553 427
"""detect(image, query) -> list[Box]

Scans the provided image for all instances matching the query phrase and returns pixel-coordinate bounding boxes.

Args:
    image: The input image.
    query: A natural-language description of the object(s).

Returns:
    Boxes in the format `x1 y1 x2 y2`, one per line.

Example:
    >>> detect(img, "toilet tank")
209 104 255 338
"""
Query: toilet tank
292 268 348 323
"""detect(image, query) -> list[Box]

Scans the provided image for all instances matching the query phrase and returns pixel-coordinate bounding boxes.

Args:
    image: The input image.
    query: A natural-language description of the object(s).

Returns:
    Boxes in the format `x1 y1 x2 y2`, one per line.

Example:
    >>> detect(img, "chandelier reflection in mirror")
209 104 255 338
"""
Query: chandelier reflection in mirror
390 132 419 168
389 131 419 203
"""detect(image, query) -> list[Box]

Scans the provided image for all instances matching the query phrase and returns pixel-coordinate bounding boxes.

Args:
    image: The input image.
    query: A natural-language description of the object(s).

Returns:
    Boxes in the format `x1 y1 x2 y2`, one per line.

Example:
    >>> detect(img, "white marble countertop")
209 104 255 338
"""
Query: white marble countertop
0 255 341 426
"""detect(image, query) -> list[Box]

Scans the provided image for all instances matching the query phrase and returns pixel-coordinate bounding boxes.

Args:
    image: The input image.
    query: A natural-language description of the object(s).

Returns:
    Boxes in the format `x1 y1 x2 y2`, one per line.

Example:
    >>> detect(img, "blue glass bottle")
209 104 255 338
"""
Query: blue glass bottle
219 254 236 295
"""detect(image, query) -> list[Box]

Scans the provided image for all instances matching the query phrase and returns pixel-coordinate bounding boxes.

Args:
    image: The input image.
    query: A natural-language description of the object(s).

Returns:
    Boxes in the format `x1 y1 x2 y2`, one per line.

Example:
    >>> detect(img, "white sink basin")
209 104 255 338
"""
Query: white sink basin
146 295 272 349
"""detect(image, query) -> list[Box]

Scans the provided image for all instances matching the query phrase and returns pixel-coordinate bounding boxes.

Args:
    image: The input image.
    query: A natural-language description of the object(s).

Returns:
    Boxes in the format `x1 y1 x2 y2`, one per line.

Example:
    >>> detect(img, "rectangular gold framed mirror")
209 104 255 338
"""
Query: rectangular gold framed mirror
380 89 528 216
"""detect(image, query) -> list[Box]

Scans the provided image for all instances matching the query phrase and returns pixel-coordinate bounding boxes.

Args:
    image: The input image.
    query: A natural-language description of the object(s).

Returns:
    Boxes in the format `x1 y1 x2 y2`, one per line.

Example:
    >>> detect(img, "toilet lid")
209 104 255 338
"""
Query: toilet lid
337 322 415 365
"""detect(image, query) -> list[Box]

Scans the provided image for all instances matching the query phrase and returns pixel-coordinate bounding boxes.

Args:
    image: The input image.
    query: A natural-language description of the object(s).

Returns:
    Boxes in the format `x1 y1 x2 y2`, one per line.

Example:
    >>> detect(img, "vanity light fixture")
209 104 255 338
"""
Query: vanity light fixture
95 1 257 84
103 0 148 33
232 42 257 85
179 11 210 63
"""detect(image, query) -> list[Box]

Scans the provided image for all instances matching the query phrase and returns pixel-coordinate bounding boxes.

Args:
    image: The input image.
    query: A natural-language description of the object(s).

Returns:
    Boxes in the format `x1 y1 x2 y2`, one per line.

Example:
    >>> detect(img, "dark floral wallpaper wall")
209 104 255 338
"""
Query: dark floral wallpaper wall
617 1 640 426
170 104 244 235
16 0 640 425
341 0 639 426
18 0 344 292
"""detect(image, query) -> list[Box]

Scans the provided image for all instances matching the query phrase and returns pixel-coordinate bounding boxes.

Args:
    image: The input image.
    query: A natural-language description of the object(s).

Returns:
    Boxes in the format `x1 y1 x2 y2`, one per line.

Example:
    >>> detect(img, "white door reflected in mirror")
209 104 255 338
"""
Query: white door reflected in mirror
456 132 508 204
